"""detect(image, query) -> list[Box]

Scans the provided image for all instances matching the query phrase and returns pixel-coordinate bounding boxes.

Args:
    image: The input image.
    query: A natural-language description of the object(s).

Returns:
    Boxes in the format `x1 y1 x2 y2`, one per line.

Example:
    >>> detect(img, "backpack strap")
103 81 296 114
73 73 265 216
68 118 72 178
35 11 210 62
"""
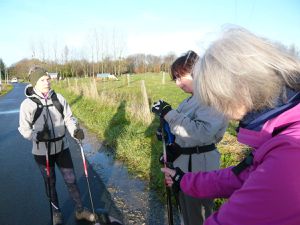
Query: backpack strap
31 97 44 125
232 122 295 176
30 91 64 126
51 92 64 119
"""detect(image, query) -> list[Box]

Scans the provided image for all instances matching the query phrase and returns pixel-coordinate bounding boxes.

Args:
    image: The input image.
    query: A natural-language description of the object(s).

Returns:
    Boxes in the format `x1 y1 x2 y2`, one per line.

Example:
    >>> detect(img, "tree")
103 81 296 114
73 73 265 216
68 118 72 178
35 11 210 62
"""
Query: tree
52 39 58 72
126 54 145 73
63 45 69 64
100 29 107 74
39 38 46 62
161 53 177 74
30 40 36 59
0 59 6 81
8 58 44 80
145 54 162 73
111 29 126 76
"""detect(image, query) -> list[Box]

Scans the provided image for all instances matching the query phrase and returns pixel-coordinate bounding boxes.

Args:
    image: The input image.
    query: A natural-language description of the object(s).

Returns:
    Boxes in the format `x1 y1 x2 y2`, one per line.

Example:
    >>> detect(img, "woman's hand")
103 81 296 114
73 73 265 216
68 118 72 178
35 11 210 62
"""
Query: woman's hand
161 167 176 187
161 166 185 192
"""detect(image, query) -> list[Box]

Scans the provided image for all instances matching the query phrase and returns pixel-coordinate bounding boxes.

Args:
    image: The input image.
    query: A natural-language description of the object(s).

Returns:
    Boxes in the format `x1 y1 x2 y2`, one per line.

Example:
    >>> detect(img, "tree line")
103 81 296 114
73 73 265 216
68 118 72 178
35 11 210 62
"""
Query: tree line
4 52 177 81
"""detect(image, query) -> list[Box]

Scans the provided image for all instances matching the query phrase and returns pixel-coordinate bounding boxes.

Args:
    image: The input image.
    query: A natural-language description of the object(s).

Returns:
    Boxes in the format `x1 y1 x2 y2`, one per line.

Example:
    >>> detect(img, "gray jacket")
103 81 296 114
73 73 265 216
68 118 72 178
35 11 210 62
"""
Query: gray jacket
164 95 228 172
18 85 78 156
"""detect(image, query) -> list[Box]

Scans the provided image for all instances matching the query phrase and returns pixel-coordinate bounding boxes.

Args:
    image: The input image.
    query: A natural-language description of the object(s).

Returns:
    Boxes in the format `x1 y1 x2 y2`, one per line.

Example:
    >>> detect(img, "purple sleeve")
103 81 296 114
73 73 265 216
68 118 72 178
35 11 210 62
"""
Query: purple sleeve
181 166 246 198
189 145 300 225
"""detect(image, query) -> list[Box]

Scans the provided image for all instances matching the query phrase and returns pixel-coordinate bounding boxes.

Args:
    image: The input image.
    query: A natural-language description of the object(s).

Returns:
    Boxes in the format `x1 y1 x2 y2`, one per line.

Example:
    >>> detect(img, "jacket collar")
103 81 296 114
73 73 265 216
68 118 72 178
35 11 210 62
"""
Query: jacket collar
237 88 300 149
24 84 53 100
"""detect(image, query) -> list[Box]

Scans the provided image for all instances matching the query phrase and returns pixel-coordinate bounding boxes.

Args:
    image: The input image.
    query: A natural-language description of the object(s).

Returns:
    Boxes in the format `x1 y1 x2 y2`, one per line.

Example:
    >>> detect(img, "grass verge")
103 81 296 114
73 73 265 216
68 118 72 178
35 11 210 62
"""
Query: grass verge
0 84 13 96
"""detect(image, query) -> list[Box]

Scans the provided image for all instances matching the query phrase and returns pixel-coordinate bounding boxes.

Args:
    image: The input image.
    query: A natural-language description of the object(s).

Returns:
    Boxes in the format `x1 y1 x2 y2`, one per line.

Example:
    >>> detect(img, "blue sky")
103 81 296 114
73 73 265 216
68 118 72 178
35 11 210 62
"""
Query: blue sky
0 0 299 66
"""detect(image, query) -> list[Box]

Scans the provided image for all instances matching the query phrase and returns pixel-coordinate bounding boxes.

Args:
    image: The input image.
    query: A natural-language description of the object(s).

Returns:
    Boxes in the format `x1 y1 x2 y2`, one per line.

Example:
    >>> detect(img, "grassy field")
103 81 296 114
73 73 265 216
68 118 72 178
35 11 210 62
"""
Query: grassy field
52 73 249 202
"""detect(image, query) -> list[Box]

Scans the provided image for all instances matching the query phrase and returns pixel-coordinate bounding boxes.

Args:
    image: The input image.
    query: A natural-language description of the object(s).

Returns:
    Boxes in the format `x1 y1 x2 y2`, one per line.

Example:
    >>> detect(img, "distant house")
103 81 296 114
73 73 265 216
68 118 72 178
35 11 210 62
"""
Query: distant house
48 72 58 79
96 73 118 80
97 73 110 78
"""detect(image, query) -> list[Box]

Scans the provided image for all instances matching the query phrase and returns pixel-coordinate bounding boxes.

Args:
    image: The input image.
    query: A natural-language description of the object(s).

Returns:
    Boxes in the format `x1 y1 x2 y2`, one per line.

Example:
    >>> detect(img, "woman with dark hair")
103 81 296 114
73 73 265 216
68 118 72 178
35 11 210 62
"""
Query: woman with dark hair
152 51 228 225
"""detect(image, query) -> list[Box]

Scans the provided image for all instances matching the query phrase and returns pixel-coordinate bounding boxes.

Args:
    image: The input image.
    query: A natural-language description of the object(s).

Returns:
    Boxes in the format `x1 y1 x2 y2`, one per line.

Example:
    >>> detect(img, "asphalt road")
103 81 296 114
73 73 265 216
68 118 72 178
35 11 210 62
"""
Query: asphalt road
0 83 122 225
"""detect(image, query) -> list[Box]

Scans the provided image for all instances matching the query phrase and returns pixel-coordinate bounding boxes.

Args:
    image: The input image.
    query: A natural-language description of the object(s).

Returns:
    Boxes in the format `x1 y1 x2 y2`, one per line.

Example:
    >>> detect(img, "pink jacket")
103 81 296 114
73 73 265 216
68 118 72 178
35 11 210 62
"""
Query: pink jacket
181 103 300 225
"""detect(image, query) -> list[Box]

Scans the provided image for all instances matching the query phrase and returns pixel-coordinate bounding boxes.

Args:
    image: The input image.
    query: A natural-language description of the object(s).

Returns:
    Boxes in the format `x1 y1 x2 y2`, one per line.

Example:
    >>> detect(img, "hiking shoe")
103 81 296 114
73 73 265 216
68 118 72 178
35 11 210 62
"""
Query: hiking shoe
75 207 97 222
53 211 63 225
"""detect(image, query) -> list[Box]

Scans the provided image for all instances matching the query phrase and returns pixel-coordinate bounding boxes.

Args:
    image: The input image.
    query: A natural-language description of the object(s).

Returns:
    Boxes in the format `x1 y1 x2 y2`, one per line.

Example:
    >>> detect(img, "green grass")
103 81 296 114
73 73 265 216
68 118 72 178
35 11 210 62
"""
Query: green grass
0 84 13 96
52 73 248 202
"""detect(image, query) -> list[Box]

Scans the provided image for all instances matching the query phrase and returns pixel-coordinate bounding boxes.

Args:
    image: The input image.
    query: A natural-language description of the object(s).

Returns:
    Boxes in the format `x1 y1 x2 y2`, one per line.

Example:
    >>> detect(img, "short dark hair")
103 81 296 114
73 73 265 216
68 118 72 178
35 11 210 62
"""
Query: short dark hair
170 50 199 80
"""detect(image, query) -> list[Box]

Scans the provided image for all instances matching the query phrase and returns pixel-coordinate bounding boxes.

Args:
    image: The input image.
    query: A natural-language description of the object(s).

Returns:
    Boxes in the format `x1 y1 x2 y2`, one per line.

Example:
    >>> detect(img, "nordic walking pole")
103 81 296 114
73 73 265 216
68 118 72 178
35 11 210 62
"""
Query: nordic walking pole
43 115 54 225
45 141 54 225
77 139 99 225
160 118 174 225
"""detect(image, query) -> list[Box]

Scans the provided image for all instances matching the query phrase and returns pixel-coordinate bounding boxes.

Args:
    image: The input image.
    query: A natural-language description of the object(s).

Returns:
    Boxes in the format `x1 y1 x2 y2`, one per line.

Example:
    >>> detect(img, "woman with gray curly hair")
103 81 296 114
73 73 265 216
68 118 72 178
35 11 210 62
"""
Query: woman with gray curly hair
162 27 300 225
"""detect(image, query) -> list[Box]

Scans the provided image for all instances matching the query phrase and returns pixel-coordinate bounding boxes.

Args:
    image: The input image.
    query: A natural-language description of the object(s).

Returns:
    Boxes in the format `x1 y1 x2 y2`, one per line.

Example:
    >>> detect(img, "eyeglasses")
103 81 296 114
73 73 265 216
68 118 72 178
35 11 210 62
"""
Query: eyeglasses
174 73 193 82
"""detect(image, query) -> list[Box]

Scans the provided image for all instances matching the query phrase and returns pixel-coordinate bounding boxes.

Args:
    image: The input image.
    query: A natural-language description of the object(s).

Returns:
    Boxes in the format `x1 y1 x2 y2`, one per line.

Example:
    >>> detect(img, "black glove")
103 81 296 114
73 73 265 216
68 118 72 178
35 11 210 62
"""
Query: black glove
36 127 50 142
151 100 172 118
170 167 185 193
74 128 84 140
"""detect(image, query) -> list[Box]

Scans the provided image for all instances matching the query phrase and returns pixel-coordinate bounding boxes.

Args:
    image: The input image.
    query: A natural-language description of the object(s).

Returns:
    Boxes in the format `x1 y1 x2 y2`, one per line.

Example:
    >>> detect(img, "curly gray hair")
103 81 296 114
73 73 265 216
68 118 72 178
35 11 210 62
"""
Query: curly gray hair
194 26 300 119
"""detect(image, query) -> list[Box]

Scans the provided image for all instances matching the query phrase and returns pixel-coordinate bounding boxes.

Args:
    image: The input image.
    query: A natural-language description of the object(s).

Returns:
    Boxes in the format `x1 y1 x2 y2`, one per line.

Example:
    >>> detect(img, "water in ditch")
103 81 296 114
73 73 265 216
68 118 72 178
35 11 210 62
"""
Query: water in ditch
81 127 180 225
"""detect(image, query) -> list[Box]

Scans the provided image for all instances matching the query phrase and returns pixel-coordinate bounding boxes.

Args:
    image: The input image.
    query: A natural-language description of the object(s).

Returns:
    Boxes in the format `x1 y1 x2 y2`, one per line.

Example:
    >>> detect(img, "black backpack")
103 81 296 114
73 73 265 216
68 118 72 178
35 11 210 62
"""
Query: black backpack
30 92 64 125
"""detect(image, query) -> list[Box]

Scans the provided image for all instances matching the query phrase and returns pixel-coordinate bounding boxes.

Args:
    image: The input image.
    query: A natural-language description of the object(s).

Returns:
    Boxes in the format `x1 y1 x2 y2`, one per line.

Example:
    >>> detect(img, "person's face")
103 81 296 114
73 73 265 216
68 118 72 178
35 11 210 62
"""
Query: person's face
35 75 51 94
175 73 193 94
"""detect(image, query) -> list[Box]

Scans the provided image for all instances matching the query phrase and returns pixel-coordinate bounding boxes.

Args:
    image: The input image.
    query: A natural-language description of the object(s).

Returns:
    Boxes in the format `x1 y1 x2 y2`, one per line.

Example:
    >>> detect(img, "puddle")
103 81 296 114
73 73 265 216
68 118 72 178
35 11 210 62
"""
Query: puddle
80 127 180 225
